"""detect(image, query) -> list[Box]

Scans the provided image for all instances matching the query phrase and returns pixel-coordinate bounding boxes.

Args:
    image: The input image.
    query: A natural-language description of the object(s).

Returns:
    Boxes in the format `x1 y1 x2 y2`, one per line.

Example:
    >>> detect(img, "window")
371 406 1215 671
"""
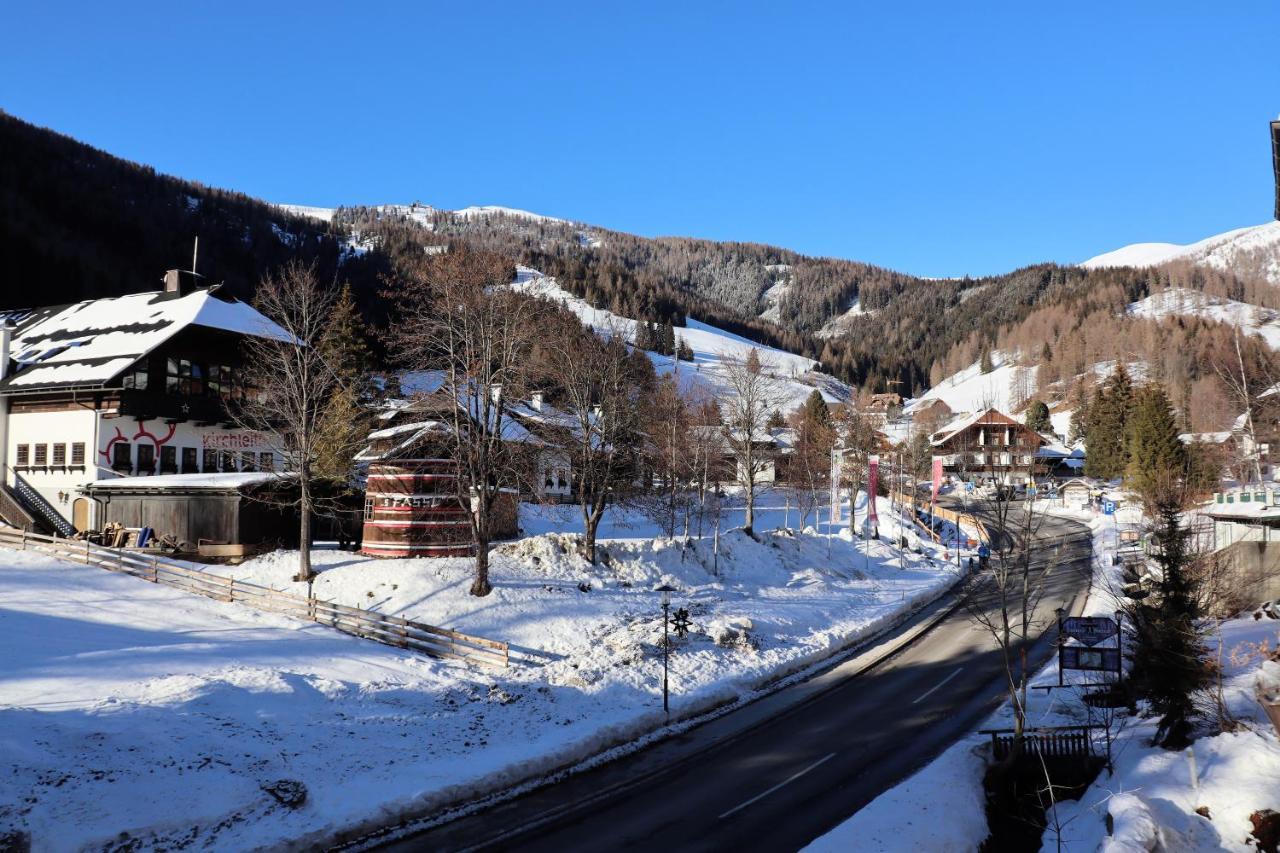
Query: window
122 365 149 391
160 446 177 474
112 442 132 471
52 443 66 467
33 444 47 466
999 453 1011 466
137 444 155 474
15 444 28 466
71 443 85 466
203 449 217 472
220 451 236 472
181 448 198 473
165 358 204 395
259 451 274 471
240 451 256 472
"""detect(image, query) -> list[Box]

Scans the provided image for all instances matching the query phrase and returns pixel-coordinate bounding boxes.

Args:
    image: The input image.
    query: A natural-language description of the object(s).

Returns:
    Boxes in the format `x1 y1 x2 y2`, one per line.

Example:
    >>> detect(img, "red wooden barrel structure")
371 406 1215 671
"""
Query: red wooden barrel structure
361 457 475 558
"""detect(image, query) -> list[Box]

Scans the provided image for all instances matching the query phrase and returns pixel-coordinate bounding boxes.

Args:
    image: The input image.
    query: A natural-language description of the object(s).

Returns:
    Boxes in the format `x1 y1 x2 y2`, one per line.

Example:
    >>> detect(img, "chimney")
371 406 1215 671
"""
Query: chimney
530 391 544 412
162 269 203 296
0 323 12 382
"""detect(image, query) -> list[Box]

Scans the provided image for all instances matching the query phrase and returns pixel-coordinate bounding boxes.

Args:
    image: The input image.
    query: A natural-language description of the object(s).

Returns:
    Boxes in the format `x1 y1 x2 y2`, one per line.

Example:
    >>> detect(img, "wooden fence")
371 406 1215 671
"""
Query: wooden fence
981 725 1095 762
0 528 508 669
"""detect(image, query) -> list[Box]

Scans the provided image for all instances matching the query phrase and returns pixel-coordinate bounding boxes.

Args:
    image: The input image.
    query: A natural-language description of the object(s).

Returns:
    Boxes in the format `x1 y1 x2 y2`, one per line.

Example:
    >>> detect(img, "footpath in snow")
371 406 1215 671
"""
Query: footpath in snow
0 492 969 851
808 505 1280 853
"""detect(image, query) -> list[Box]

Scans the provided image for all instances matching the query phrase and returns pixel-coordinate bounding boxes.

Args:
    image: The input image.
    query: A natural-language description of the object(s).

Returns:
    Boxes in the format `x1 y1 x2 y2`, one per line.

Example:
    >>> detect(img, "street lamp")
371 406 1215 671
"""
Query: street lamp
655 583 676 715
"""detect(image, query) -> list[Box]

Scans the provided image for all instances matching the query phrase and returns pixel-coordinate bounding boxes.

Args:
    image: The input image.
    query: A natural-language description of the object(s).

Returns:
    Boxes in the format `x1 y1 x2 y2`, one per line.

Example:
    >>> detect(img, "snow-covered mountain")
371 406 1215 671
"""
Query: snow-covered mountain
509 266 851 413
1081 220 1280 285
277 202 569 228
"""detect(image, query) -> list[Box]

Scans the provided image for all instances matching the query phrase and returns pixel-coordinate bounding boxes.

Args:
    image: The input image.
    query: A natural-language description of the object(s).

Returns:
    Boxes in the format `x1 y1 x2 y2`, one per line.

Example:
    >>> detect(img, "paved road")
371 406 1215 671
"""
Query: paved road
376 508 1093 853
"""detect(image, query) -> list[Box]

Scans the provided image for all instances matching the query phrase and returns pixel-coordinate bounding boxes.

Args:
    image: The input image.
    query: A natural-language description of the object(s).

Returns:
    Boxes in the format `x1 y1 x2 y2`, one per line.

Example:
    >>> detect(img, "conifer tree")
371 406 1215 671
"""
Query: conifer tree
1125 385 1185 496
677 337 695 362
801 389 830 427
979 348 995 374
1024 399 1051 433
314 283 374 484
660 320 676 356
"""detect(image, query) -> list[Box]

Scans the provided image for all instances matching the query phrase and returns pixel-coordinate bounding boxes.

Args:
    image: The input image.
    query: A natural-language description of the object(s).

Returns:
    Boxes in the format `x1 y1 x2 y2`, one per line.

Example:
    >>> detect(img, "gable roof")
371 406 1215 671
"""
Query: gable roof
0 288 292 394
931 408 1045 448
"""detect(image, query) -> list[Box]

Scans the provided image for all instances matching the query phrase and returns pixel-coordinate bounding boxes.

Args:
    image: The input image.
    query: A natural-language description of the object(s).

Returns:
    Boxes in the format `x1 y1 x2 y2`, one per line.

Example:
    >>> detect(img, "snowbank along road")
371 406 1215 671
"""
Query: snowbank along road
374 507 1093 852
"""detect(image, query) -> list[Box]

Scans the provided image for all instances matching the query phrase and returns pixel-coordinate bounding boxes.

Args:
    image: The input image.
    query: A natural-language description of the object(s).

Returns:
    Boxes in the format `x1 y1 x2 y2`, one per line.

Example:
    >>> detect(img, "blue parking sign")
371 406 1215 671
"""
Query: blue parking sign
1103 500 1115 515
965 482 974 492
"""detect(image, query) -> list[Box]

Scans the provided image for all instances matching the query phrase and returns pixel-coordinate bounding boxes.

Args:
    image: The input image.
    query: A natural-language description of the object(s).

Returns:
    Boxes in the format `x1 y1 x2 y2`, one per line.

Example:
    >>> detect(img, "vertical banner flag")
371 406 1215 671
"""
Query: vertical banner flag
867 454 880 531
830 449 841 530
931 456 944 503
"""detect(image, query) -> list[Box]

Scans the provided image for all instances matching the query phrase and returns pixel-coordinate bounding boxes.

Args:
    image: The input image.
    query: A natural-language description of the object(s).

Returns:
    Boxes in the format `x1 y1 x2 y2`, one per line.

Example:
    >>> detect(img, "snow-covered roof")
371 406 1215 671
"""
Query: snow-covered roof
0 288 292 394
84 472 293 491
930 408 1038 448
1180 431 1233 445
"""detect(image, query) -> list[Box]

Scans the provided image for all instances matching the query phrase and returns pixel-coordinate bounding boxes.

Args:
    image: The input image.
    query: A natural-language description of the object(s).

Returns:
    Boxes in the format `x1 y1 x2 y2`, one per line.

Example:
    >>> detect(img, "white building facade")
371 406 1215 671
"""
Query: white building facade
0 271 289 534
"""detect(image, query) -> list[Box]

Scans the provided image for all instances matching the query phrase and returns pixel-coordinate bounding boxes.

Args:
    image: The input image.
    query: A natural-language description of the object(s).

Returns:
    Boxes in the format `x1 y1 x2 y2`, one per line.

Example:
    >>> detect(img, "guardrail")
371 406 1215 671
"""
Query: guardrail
0 528 508 668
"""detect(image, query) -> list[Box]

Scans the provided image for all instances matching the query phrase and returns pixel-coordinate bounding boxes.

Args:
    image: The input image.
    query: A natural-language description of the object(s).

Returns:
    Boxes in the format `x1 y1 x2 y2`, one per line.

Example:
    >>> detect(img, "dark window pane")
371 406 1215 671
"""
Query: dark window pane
112 443 132 471
182 448 198 473
202 449 217 472
259 452 274 471
52 444 66 466
71 443 85 466
160 446 177 473
15 444 28 466
33 444 47 465
137 444 155 474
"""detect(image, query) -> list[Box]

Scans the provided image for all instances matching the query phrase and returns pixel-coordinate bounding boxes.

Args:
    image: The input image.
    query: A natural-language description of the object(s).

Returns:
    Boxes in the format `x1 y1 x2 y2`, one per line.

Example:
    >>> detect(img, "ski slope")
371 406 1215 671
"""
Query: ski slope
1128 287 1280 349
510 266 851 412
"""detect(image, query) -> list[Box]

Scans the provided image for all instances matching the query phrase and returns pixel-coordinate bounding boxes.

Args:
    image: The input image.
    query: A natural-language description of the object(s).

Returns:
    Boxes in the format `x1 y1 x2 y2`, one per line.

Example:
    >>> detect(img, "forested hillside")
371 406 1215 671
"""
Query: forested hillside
0 111 392 309
3 109 1277 413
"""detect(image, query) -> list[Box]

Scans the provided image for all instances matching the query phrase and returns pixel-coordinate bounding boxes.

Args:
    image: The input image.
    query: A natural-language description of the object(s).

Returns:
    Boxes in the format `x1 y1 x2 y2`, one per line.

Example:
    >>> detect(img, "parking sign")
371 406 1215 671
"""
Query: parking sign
1103 500 1115 515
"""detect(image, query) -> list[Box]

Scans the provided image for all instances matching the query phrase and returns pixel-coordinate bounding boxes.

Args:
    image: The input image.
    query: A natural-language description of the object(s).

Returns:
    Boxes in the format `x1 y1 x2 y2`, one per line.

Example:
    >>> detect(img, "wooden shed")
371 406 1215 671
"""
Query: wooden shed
1059 478 1094 507
81 472 306 550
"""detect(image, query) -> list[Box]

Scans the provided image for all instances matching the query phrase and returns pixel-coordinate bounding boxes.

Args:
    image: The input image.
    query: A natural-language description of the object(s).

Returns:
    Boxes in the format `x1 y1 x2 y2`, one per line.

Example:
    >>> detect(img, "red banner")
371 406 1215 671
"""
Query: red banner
867 454 879 529
931 456 943 503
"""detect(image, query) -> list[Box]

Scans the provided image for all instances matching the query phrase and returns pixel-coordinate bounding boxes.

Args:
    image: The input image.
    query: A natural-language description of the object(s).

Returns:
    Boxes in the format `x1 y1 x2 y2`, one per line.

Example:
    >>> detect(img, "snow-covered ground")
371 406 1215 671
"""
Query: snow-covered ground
1129 287 1280 349
1082 220 1280 286
510 266 851 412
811 506 1280 852
908 351 1037 416
0 493 967 851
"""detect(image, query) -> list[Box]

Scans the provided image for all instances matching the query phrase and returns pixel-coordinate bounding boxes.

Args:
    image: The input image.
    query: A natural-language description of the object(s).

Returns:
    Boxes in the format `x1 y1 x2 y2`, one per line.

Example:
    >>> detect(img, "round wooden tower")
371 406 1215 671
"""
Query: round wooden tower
361 457 476 558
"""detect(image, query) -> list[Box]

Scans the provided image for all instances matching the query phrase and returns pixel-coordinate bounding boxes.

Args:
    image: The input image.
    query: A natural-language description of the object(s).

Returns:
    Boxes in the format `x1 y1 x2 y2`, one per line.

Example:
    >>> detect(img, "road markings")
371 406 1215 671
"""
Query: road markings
912 667 963 705
717 752 837 819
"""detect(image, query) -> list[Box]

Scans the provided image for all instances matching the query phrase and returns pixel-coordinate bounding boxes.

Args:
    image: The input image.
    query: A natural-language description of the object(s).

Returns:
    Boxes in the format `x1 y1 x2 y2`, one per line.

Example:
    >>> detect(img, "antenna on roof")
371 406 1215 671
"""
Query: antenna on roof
192 236 199 275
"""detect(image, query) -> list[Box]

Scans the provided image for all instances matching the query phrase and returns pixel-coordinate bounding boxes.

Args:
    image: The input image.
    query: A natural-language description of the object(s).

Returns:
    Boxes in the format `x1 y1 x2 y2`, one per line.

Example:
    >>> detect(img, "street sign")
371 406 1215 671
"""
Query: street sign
965 482 974 492
1061 646 1121 674
1062 616 1118 646
1102 500 1116 515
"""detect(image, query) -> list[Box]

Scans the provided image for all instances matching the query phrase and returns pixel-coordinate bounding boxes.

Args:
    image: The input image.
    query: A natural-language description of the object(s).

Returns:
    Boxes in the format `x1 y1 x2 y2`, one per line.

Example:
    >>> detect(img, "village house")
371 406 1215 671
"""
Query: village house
0 270 291 536
929 408 1049 485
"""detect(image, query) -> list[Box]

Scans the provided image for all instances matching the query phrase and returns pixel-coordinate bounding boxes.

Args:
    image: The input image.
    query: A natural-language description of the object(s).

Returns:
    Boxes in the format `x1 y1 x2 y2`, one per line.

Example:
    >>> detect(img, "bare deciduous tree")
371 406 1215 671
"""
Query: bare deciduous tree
551 320 644 562
963 448 1059 752
385 249 543 597
235 261 343 583
721 348 782 537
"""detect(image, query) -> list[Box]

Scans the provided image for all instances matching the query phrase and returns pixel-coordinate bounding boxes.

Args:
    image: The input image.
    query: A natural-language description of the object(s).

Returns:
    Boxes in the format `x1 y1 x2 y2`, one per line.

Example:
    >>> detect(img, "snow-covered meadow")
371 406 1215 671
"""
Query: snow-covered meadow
0 493 968 850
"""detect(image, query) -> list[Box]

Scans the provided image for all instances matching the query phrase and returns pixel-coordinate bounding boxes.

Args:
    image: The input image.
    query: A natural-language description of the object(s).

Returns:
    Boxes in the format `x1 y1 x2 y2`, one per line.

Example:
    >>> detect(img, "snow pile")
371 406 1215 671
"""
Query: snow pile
803 740 990 853
511 266 850 413
0 495 961 850
1082 220 1280 286
1128 287 1280 349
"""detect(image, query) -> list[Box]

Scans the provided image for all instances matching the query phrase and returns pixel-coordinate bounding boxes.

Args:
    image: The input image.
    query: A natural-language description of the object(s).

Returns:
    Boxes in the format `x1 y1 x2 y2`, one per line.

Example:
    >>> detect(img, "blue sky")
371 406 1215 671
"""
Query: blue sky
2 2 1277 278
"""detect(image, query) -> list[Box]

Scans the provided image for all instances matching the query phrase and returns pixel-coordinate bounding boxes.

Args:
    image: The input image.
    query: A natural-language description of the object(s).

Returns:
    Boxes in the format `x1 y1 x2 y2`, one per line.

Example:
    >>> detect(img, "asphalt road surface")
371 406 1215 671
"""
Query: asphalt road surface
375 506 1093 853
